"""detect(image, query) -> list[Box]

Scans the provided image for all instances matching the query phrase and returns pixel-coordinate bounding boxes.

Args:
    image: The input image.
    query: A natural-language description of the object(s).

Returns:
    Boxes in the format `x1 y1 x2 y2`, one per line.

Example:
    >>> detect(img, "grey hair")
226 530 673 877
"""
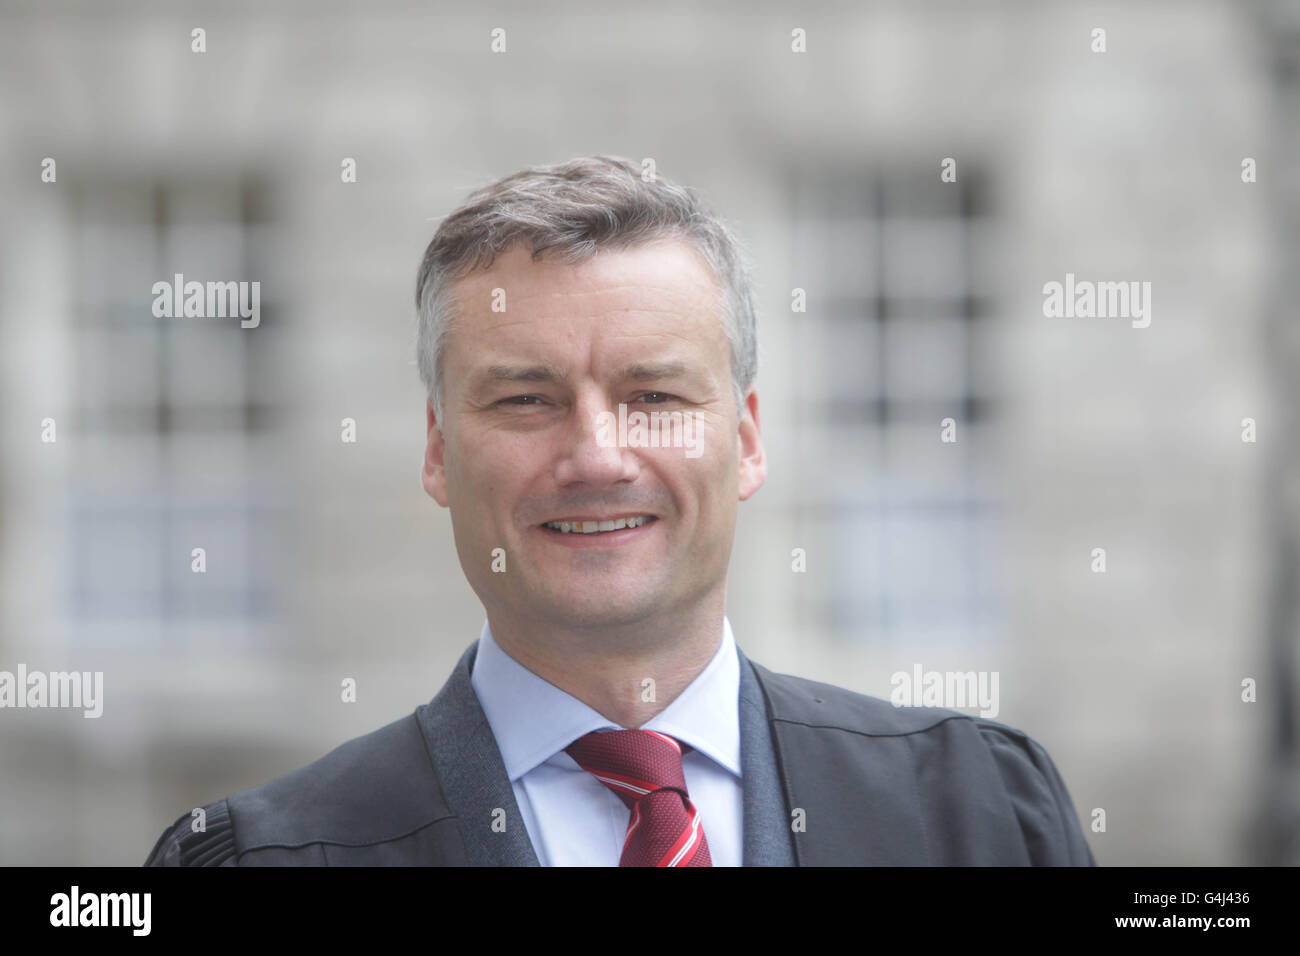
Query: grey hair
414 155 758 423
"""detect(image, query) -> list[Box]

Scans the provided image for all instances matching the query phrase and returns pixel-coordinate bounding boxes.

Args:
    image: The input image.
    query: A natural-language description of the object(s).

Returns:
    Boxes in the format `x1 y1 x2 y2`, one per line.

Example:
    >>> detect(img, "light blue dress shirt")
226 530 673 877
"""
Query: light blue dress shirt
469 616 743 866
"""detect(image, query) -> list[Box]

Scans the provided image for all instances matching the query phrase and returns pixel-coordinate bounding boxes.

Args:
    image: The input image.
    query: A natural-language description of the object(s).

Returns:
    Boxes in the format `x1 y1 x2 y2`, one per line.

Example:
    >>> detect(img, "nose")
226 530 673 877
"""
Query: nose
553 391 639 487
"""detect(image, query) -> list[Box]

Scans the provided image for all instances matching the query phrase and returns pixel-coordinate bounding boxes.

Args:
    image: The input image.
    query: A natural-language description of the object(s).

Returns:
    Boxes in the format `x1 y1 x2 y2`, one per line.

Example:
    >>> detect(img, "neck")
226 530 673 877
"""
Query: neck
486 598 726 728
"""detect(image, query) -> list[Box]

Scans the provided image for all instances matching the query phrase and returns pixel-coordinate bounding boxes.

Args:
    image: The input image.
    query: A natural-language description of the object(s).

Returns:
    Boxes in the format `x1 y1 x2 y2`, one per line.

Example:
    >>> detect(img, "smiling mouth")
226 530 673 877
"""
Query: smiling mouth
540 516 657 535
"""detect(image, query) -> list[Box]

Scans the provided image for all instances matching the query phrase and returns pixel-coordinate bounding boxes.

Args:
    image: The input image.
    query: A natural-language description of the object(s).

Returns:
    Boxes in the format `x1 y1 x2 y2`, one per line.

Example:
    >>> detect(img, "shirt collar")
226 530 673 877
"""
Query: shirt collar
470 617 741 782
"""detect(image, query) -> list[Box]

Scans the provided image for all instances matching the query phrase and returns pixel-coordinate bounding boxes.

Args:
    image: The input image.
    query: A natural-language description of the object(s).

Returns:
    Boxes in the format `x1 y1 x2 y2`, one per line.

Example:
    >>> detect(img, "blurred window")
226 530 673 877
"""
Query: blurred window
789 164 999 649
63 177 277 646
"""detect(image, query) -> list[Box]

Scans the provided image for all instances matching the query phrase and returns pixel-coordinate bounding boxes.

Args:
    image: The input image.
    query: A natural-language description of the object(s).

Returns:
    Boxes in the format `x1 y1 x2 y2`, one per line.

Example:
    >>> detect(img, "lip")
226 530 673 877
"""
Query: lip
539 513 656 525
536 515 659 549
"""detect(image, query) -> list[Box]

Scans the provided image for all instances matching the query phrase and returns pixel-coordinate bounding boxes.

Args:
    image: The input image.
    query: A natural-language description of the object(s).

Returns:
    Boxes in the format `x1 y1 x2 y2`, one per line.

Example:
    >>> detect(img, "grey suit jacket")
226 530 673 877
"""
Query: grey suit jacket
145 641 1096 866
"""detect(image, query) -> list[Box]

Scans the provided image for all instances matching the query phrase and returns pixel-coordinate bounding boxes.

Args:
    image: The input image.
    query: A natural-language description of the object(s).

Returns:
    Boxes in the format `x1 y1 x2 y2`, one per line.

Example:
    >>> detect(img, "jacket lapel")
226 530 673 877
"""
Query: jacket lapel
415 642 540 866
737 645 797 866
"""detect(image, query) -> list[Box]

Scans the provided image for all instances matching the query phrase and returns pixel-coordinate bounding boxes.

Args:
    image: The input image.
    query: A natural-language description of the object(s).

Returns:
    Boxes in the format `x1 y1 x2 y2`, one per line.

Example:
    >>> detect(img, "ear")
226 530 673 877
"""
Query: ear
737 387 766 501
421 400 449 507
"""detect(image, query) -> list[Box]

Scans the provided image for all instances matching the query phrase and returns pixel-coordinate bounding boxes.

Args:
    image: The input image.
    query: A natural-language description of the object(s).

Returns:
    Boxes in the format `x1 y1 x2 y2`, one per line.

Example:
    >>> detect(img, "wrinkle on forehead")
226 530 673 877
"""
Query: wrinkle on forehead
453 241 721 314
448 242 726 347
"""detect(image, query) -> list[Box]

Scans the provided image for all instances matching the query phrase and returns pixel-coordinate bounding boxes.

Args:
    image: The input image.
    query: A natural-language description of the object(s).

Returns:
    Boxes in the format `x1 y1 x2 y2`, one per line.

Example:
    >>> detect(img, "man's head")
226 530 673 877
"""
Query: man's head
415 156 764 636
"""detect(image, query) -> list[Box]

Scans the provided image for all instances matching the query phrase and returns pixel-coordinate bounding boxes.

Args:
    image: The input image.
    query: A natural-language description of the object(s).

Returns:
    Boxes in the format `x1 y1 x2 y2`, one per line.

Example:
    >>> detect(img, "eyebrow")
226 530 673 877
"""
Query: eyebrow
479 363 567 385
612 361 694 381
472 360 698 389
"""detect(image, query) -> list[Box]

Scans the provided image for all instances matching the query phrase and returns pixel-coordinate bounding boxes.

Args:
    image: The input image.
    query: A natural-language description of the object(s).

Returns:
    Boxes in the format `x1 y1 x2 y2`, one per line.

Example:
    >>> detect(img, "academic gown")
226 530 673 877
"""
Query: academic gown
144 642 1097 866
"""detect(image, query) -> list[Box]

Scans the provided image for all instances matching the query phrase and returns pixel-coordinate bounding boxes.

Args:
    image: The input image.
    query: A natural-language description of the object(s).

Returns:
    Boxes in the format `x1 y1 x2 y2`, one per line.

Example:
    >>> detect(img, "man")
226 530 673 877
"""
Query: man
145 155 1095 866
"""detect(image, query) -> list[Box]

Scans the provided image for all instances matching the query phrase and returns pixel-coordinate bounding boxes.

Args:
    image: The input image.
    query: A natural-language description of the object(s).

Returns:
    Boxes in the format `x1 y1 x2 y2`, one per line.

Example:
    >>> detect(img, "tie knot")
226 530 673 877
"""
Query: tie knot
564 728 712 866
564 729 691 807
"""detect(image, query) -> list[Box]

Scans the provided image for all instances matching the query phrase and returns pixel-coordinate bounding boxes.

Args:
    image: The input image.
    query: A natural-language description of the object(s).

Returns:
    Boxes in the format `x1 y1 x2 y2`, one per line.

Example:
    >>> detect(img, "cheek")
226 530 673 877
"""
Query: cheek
698 427 741 490
449 429 510 484
671 459 727 518
443 438 498 517
460 438 545 520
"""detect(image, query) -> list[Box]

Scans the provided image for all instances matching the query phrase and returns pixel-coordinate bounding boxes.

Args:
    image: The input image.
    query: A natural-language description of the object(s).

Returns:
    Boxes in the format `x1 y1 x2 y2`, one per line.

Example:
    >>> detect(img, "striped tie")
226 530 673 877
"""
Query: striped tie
564 729 712 867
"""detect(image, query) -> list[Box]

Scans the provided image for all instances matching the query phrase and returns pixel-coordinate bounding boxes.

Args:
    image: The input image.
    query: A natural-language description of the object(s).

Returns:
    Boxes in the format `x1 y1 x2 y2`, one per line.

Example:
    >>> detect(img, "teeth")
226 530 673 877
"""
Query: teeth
543 516 652 534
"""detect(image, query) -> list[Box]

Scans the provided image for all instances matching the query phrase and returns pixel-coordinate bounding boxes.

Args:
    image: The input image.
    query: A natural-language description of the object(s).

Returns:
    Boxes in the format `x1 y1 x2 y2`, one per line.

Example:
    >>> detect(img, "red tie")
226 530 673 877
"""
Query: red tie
564 729 713 867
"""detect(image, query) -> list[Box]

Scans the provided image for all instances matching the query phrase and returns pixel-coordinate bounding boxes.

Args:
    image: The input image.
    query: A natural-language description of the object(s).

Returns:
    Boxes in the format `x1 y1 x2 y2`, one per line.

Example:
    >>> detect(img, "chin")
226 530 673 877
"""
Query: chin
530 592 662 631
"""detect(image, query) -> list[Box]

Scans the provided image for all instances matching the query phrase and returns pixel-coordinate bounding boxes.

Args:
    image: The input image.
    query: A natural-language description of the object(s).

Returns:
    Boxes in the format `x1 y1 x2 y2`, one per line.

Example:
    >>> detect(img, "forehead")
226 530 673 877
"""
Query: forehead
446 239 726 351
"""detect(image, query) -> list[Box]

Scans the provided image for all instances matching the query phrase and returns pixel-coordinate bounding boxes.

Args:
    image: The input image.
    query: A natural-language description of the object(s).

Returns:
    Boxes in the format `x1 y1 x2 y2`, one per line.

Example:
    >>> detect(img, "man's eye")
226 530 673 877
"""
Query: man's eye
498 395 545 406
635 392 677 404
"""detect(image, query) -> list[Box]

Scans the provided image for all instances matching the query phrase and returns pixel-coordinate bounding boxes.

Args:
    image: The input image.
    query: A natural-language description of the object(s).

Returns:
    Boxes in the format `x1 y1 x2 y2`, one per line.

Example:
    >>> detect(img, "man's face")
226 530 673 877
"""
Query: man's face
421 239 765 634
